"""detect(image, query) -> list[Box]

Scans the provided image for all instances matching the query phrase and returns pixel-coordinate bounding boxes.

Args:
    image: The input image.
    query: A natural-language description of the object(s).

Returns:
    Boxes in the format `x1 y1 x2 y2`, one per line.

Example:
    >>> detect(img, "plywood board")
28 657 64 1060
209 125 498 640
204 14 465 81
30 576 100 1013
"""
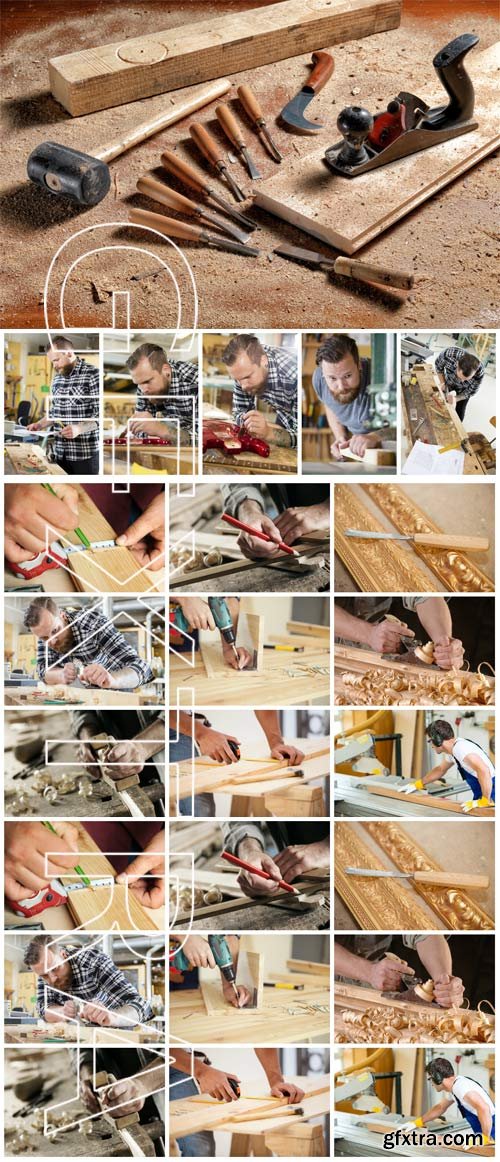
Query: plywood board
254 43 500 254
48 0 402 113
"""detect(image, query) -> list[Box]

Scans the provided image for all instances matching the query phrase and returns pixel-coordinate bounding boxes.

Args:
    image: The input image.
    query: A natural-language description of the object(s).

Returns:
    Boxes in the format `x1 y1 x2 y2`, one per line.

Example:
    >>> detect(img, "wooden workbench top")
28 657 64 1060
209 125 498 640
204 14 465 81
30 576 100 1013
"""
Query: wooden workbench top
169 1074 330 1140
170 638 330 707
170 982 330 1044
5 1022 164 1045
171 740 329 800
5 684 162 706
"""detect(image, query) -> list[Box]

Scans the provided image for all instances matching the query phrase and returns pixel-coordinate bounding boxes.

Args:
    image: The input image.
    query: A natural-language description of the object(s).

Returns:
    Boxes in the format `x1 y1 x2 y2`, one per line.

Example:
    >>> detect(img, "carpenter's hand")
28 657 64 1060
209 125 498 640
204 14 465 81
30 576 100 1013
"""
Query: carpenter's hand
180 935 216 969
78 741 100 776
269 742 305 765
79 1003 113 1026
274 502 330 544
27 419 50 431
242 411 270 439
222 643 253 670
79 1068 100 1114
5 482 79 562
116 832 164 909
274 839 329 883
80 663 114 688
129 417 167 438
197 1065 241 1102
269 1080 305 1104
368 619 414 655
330 440 348 461
62 999 78 1018
128 412 155 435
102 741 145 780
63 662 79 684
236 841 283 897
446 391 457 409
235 504 283 560
196 727 241 764
433 974 464 1008
433 636 464 670
59 425 82 439
368 958 413 992
222 982 252 1009
177 597 215 631
116 491 165 571
348 432 380 457
5 820 79 901
102 1078 145 1117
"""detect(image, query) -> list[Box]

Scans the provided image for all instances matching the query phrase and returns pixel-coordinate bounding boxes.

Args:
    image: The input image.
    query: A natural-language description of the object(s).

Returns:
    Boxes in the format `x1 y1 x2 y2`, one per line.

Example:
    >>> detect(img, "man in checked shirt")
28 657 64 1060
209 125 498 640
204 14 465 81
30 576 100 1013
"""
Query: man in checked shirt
24 934 154 1028
126 342 198 445
222 333 298 447
24 595 153 690
27 336 99 474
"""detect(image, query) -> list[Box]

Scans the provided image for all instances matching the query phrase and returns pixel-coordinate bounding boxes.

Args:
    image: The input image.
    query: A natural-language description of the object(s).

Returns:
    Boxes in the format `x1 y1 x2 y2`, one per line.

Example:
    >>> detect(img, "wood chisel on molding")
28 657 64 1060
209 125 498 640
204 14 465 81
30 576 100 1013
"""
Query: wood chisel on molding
274 242 414 290
344 529 489 552
344 868 489 889
8 539 116 580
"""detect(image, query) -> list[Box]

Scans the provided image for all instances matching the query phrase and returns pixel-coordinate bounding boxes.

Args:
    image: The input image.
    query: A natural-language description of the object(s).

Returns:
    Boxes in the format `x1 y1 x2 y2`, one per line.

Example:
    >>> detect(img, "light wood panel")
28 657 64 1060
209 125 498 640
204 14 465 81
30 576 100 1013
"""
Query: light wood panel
60 487 163 594
60 825 162 932
254 43 500 254
169 1075 330 1140
364 781 494 815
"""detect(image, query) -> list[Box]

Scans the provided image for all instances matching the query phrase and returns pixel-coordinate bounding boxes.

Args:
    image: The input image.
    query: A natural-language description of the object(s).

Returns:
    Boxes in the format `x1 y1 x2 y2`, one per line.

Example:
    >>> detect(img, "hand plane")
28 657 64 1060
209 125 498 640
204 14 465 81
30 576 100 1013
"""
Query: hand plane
325 33 479 177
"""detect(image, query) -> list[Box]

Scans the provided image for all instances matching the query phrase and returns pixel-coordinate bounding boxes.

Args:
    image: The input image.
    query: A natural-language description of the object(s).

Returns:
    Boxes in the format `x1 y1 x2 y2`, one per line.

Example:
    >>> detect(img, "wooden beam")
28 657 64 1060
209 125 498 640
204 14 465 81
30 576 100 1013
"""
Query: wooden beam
254 43 500 254
48 0 402 116
363 782 494 815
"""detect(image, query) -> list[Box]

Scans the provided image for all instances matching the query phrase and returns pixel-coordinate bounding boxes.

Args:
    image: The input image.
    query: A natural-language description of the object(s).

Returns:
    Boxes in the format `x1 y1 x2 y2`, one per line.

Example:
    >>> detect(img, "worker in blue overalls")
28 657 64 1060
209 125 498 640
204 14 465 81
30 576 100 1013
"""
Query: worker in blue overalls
402 718 495 812
402 1057 495 1146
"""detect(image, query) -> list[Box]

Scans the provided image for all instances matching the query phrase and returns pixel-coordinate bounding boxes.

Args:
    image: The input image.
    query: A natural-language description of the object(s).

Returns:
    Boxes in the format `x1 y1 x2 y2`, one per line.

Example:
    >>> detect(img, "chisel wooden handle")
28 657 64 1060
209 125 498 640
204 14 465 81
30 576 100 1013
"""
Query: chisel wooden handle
238 84 264 124
137 176 197 216
129 207 201 241
190 122 225 167
98 78 232 163
413 871 489 889
161 149 208 195
306 50 335 93
334 256 414 290
413 533 489 551
216 103 246 148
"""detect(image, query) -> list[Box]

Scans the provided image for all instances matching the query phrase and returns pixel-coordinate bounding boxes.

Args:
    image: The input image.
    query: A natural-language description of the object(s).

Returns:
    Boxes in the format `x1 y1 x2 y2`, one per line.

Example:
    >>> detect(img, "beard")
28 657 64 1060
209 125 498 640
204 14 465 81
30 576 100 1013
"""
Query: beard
331 385 360 404
49 626 74 654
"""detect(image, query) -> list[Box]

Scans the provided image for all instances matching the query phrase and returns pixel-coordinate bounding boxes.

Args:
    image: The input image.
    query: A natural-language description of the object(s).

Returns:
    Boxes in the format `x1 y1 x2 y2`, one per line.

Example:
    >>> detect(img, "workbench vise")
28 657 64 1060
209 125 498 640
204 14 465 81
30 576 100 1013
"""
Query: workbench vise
325 33 479 176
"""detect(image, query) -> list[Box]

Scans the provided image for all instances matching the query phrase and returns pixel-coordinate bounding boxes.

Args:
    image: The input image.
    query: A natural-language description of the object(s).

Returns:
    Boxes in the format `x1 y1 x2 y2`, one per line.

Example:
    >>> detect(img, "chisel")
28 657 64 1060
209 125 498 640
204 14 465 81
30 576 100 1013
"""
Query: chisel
343 529 489 552
136 176 251 243
129 208 259 257
161 150 255 229
190 123 246 201
215 103 261 179
274 242 414 290
344 868 489 889
237 84 284 162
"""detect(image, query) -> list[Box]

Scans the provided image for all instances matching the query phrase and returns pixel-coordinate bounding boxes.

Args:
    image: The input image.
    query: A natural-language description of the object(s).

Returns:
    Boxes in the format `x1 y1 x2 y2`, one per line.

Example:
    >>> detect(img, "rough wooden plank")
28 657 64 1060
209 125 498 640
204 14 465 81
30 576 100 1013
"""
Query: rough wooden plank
5 444 67 475
364 782 494 815
48 0 402 115
254 42 500 254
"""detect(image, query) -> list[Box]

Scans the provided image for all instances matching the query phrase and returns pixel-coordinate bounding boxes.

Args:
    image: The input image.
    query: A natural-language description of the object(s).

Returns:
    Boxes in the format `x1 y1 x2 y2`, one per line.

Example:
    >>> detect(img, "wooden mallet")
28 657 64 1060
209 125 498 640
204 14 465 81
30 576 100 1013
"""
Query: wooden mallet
27 78 230 206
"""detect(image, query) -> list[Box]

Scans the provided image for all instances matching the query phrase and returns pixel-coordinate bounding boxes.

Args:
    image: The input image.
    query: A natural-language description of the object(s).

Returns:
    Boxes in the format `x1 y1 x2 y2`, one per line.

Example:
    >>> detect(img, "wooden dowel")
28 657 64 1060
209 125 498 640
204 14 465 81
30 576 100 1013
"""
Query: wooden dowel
334 255 414 290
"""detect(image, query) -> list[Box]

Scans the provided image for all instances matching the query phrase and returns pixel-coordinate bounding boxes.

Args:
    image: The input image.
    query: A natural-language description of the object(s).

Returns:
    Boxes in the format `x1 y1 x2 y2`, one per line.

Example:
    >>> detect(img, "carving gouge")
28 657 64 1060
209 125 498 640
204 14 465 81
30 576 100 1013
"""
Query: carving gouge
344 529 489 552
190 122 246 201
216 103 261 179
161 150 255 229
129 208 260 257
136 175 251 243
344 868 489 889
280 51 334 134
274 242 414 290
237 84 284 161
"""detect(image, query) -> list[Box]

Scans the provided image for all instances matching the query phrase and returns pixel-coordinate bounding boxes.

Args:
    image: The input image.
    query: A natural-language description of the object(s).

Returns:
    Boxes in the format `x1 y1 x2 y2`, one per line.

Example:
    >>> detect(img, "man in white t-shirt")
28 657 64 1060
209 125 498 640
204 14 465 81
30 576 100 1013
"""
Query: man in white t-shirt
402 718 495 812
402 1057 495 1146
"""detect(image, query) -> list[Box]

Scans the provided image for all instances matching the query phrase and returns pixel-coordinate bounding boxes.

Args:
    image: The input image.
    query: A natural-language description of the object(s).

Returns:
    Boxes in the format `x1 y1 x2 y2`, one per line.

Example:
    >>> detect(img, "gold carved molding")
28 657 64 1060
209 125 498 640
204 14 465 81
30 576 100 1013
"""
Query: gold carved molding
362 483 494 593
362 821 494 931
334 823 431 930
334 485 432 592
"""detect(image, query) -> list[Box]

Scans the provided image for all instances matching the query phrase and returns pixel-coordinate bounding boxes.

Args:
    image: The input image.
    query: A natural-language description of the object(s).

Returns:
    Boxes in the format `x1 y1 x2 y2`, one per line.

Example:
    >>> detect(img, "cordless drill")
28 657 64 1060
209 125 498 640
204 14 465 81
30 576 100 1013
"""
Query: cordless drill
171 597 239 662
170 934 239 1001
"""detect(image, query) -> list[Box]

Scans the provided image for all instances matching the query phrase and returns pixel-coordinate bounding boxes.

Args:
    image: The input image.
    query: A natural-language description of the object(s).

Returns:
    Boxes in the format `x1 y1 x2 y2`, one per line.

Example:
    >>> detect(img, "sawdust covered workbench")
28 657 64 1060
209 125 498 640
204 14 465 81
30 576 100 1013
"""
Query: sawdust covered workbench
2 1 499 330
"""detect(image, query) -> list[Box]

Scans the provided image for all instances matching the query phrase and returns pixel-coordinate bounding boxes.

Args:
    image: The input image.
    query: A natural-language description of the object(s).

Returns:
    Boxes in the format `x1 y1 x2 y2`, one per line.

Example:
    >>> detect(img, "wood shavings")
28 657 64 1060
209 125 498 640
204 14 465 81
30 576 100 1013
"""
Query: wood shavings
336 666 495 706
337 1002 495 1044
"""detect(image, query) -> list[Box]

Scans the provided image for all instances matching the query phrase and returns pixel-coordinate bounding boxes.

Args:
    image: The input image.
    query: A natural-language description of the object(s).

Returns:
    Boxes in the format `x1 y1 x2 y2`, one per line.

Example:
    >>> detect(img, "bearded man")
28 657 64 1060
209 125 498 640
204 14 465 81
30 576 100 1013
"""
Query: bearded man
312 333 395 460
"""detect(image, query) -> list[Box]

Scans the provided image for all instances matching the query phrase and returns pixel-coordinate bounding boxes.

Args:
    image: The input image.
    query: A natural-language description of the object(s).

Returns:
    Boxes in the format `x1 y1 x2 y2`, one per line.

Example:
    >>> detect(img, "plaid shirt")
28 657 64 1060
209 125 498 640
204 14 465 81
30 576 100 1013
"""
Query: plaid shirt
435 347 484 401
231 344 298 445
37 945 153 1022
49 358 100 461
37 605 153 686
135 359 198 436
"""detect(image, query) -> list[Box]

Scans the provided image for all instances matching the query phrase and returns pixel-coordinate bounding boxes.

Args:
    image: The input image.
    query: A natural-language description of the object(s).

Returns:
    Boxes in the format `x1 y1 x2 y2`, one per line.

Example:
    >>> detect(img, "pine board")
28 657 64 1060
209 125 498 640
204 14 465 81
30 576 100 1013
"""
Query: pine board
48 0 401 114
59 487 162 594
169 1076 330 1139
171 983 329 1043
200 612 264 677
60 825 162 932
171 741 330 800
170 640 330 707
254 43 500 254
364 781 494 815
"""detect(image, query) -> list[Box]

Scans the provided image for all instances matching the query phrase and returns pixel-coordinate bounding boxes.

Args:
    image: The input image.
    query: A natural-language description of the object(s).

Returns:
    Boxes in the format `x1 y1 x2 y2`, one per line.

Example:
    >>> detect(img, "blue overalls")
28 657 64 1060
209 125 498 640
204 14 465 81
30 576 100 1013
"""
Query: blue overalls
452 1077 495 1142
453 739 495 803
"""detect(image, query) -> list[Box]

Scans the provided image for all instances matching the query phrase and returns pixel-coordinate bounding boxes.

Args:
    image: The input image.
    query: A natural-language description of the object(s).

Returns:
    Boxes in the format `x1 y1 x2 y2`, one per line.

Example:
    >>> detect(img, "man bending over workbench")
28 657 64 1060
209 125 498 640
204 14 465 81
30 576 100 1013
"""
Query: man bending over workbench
223 333 298 447
312 334 395 460
221 482 330 558
433 346 485 421
170 708 304 817
170 1046 304 1156
126 342 198 445
334 596 464 670
24 933 154 1027
73 708 165 814
222 821 329 896
335 935 464 1008
27 336 99 475
403 718 495 810
401 1057 495 1146
24 596 153 689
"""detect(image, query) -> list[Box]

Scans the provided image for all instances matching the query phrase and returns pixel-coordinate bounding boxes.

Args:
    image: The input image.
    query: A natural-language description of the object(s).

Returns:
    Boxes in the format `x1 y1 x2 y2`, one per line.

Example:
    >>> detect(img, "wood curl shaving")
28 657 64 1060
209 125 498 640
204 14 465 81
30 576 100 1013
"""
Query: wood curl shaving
336 1004 495 1044
336 666 495 706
